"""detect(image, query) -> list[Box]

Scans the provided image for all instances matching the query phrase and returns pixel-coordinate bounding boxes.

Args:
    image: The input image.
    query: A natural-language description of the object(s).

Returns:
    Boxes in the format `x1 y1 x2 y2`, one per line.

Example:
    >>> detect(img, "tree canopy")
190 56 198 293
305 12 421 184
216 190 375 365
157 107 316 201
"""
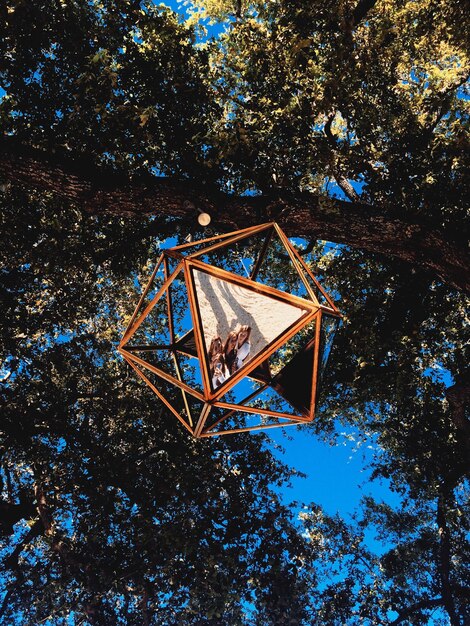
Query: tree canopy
0 1 469 625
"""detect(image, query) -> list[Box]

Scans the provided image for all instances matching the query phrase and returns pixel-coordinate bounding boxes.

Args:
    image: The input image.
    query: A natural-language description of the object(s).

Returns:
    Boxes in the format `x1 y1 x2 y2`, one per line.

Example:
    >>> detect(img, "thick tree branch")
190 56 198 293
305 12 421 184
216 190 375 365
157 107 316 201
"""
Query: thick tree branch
0 588 15 620
141 585 151 626
0 497 36 536
352 0 379 26
33 480 79 569
4 518 43 570
424 75 470 137
324 115 361 202
1 138 468 294
389 597 445 625
446 371 470 453
437 487 460 626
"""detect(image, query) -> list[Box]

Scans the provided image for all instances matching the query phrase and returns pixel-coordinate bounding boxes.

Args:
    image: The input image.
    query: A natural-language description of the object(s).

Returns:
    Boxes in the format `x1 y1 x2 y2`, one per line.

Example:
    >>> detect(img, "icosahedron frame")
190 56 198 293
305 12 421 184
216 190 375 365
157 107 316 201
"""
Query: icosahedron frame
118 223 341 437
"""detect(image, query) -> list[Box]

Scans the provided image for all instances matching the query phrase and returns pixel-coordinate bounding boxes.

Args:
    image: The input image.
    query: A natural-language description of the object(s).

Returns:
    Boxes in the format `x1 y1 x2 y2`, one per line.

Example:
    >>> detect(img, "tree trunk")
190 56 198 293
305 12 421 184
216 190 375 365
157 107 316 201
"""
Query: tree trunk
437 487 460 626
1 138 468 294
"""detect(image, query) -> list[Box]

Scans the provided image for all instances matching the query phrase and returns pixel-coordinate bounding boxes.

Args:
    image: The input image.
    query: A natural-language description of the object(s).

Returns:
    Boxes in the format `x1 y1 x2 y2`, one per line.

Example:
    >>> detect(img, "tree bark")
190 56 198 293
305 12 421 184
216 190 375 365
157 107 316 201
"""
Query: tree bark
437 487 460 626
1 137 468 294
4 518 44 570
0 589 15 620
141 585 151 626
446 371 470 453
390 597 445 625
0 499 36 536
352 0 379 26
324 115 361 203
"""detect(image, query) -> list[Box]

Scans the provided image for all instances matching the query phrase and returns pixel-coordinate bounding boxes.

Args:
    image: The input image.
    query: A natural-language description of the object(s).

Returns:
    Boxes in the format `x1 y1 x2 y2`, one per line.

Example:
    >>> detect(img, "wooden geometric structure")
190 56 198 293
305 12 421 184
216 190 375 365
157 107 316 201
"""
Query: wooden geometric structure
118 223 341 437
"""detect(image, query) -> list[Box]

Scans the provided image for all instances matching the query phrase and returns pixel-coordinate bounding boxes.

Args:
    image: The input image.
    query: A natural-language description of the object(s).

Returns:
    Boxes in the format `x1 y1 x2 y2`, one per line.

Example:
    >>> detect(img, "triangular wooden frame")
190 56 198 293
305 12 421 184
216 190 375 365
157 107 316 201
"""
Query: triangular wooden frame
119 223 341 438
184 258 319 401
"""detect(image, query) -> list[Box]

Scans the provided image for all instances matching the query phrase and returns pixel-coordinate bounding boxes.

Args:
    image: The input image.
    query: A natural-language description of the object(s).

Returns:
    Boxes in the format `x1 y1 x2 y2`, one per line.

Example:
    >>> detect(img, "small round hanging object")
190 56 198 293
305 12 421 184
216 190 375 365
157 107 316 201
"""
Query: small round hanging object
197 211 211 226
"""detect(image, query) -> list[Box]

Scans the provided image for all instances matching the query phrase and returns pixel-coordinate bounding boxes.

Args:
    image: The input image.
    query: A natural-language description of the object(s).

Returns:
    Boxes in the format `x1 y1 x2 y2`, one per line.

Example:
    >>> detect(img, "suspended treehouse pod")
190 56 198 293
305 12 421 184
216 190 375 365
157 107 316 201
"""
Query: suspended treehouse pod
118 223 341 438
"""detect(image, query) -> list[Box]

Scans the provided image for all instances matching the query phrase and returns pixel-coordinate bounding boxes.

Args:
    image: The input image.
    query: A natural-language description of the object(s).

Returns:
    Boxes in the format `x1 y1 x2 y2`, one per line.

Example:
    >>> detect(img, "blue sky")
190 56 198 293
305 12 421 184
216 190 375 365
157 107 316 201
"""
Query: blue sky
269 424 396 515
